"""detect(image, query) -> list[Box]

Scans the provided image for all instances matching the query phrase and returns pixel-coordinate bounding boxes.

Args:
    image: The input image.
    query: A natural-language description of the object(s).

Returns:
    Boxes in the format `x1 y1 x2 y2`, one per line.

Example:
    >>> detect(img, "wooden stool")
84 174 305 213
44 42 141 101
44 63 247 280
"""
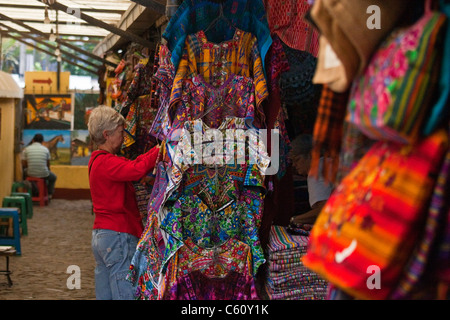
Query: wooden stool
26 177 49 207
0 208 21 255
2 196 28 236
0 246 17 287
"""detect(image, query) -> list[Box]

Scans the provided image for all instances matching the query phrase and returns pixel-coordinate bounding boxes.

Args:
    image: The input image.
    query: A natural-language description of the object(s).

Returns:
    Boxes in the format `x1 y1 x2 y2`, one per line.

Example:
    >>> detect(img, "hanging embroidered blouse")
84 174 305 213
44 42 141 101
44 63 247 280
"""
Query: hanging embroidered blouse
159 118 269 277
161 163 267 273
128 160 170 300
167 73 265 143
162 0 272 72
150 45 176 141
128 212 164 300
160 237 257 300
122 94 158 156
264 0 319 56
169 29 268 116
169 117 271 189
162 270 259 300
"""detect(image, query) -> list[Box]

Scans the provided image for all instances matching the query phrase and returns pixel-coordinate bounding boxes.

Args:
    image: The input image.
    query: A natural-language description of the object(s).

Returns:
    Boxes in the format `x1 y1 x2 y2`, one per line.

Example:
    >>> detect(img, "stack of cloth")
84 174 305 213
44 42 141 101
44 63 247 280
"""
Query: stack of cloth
264 225 328 300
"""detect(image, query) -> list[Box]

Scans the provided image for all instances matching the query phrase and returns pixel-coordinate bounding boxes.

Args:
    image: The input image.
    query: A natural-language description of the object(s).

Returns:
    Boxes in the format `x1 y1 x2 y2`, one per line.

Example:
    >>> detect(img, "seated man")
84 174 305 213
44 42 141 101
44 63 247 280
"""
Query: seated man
22 133 57 199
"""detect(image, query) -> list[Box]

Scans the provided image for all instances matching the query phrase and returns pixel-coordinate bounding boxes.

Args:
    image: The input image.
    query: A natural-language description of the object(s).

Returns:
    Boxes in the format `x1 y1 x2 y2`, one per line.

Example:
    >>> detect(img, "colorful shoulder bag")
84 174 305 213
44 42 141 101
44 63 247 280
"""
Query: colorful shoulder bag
302 129 449 299
347 0 447 144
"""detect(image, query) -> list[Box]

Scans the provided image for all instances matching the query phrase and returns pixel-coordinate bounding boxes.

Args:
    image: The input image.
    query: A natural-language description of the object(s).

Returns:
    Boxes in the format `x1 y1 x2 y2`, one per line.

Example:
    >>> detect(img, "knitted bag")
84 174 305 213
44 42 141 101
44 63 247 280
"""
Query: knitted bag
302 129 449 300
347 0 447 144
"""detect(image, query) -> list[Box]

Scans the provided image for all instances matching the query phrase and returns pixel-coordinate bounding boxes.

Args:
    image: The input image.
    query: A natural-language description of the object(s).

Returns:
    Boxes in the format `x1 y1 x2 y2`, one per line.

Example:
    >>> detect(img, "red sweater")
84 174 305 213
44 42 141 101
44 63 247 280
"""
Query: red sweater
88 147 159 238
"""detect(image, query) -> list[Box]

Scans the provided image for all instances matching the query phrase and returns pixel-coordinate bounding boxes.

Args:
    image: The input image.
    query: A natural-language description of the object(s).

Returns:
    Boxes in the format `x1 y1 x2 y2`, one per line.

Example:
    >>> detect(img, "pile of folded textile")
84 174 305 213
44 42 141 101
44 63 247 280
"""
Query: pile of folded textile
264 225 328 300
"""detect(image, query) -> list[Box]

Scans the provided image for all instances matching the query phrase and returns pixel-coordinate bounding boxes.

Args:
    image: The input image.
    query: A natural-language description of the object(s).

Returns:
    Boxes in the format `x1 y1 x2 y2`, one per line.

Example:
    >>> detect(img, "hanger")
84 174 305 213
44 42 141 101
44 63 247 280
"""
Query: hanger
204 2 236 34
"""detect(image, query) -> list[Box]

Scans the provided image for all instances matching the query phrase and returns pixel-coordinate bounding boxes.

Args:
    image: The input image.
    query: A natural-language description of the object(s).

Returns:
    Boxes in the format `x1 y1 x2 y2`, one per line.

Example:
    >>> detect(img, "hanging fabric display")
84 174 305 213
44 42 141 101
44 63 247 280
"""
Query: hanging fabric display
128 0 274 300
264 0 319 56
161 0 272 71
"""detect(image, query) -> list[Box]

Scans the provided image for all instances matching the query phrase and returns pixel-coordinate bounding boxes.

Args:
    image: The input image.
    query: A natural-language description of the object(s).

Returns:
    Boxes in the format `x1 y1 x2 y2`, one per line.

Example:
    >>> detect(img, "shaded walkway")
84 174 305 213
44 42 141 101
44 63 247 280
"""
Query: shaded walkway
0 199 96 300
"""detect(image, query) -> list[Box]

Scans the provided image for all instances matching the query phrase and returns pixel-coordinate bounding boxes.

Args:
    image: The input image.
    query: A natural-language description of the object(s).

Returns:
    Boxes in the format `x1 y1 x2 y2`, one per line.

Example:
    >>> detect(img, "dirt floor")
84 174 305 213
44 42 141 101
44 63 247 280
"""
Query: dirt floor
0 199 96 300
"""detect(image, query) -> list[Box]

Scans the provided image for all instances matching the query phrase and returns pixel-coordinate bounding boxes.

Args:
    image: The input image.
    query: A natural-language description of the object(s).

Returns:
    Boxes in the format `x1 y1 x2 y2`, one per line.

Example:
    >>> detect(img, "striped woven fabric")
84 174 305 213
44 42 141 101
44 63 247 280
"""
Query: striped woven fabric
347 9 447 144
310 85 350 184
303 129 449 300
391 133 450 299
265 226 327 300
267 225 309 252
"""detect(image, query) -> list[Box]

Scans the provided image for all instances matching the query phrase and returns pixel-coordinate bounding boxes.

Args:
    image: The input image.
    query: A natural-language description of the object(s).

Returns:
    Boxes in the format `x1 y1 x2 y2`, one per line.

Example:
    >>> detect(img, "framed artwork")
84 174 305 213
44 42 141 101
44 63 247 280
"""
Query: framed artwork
24 94 73 130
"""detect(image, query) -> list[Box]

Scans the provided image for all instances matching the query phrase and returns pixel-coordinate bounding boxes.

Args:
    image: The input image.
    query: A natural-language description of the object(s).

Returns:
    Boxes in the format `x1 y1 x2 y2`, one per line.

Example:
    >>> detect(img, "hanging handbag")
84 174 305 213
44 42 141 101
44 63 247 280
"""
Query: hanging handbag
346 0 447 144
302 129 449 300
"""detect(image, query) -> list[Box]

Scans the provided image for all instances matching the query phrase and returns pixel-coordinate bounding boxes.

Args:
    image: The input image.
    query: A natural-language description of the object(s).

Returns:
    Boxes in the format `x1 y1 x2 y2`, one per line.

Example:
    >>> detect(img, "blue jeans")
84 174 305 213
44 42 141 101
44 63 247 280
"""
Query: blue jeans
91 229 138 300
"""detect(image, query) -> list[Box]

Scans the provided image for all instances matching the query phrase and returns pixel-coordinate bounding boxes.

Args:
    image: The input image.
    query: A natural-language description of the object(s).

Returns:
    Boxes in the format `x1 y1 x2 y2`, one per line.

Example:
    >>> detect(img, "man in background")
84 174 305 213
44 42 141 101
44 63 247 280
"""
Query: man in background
22 133 57 199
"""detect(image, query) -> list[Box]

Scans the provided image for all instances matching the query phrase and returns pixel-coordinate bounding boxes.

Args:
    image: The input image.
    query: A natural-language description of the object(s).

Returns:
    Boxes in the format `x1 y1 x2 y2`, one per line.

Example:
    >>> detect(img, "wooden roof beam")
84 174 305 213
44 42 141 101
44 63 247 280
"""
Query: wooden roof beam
0 12 117 67
0 3 126 14
2 32 98 75
38 0 154 48
0 22 101 69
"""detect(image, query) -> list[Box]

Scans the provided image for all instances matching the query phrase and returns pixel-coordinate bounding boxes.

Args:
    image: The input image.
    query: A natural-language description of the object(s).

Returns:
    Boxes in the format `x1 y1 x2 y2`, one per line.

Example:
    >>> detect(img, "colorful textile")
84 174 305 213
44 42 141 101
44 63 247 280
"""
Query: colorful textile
128 212 165 300
264 226 327 300
280 43 318 105
391 129 450 299
303 129 449 300
162 0 272 71
163 270 259 300
170 29 268 112
149 45 176 141
309 85 349 184
160 237 256 299
170 117 270 188
122 57 153 111
123 94 158 157
262 34 290 176
161 161 267 276
128 159 172 300
168 73 264 139
347 7 447 143
267 225 309 252
264 0 319 56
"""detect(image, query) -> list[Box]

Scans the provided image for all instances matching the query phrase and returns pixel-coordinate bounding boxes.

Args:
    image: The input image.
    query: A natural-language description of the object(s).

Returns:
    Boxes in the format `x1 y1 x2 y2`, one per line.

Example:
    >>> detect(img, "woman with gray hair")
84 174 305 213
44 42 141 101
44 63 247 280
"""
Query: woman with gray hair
87 105 159 300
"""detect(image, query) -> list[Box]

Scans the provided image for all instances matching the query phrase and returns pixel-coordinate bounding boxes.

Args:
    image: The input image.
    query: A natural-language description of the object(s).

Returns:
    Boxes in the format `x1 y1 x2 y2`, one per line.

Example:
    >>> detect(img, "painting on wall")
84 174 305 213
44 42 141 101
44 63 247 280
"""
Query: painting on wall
71 130 93 165
24 94 72 130
22 129 72 165
74 92 99 130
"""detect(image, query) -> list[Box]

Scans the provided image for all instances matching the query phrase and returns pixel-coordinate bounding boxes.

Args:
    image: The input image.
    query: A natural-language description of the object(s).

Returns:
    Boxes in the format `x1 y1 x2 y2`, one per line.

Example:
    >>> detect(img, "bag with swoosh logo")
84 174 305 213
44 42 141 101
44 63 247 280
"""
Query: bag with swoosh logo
302 129 448 299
